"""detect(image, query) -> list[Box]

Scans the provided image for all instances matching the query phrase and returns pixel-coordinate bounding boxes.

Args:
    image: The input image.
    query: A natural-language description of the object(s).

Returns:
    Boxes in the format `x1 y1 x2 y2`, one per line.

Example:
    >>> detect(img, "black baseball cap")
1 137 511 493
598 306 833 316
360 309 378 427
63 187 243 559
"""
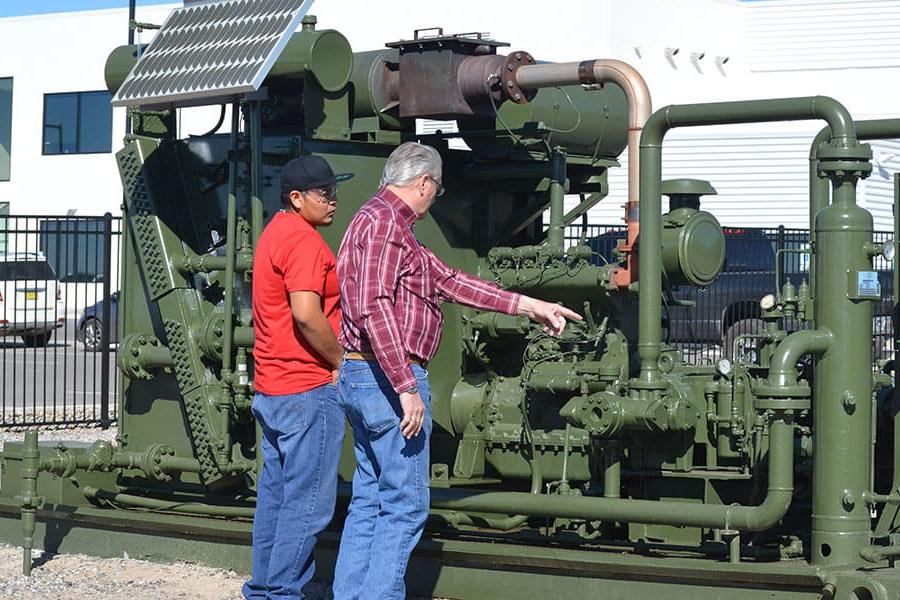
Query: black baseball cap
282 155 353 193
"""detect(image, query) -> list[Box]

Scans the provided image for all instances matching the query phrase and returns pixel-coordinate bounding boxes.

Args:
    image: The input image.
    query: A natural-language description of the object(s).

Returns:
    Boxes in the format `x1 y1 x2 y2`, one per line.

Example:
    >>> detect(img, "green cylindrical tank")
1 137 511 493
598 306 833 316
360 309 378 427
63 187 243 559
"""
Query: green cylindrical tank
812 175 875 566
347 49 402 130
268 16 353 92
104 44 145 95
460 81 629 160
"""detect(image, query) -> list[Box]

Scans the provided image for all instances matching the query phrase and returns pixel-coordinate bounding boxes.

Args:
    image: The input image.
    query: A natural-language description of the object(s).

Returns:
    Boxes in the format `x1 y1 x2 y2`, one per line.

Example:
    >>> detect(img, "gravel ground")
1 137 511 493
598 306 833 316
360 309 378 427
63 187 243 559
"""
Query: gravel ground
0 424 445 600
0 543 255 600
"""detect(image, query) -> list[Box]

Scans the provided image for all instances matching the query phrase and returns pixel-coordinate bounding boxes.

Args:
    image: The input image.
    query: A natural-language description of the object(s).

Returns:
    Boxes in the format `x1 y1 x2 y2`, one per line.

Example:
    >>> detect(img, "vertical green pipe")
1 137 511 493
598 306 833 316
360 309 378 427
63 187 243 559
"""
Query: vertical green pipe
21 430 38 576
546 148 566 250
222 103 239 375
602 442 621 498
812 177 874 566
217 103 240 469
637 96 858 389
808 128 831 303
716 382 737 459
249 101 263 247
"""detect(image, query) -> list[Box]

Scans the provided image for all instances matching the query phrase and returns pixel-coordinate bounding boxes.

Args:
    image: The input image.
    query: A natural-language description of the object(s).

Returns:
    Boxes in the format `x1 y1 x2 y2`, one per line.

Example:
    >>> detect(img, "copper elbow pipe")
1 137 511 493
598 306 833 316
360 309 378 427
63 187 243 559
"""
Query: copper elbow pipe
514 59 652 288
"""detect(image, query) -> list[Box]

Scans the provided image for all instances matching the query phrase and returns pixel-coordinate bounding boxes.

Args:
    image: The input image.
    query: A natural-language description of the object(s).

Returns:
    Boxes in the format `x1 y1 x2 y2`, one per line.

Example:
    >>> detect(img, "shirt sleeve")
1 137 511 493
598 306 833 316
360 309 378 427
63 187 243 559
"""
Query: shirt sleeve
279 234 330 296
356 218 417 394
424 247 520 315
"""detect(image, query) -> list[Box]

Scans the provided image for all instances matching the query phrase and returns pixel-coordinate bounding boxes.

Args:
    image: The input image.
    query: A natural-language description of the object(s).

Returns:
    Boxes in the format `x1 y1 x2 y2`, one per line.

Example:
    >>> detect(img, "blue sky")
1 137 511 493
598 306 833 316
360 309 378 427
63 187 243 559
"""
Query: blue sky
0 1 175 18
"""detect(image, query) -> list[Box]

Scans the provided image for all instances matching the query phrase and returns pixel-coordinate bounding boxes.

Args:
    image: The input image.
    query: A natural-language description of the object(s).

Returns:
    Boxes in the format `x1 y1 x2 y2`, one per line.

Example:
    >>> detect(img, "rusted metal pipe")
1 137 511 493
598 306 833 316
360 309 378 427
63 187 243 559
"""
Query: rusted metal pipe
514 59 651 288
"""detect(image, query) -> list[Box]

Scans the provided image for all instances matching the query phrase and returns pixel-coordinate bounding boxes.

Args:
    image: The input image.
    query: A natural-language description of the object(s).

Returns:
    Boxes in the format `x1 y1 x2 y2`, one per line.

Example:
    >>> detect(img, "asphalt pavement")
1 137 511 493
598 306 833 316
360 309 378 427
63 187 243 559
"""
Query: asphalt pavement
0 319 116 426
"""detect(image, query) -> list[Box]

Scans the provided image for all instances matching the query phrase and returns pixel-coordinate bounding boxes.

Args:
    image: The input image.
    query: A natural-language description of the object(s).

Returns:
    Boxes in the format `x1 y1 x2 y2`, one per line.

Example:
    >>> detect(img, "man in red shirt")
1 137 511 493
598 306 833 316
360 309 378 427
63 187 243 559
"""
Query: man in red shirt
332 142 580 599
244 155 352 600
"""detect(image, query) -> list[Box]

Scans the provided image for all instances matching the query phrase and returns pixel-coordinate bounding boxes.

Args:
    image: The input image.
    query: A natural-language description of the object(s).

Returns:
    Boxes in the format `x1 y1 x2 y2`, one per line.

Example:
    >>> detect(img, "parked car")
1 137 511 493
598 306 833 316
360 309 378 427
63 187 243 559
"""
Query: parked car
76 291 119 351
0 252 64 347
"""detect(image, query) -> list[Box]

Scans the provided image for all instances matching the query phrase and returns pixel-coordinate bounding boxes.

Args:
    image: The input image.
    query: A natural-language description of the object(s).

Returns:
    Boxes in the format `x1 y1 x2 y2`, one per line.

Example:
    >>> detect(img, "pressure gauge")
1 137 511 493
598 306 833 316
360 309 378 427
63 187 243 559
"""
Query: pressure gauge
883 240 895 262
717 357 733 377
759 293 777 311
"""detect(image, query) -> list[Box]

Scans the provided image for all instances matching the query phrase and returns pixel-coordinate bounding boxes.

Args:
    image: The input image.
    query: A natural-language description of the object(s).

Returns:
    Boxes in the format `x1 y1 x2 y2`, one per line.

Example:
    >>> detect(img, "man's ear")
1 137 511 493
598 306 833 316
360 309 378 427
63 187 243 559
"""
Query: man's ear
289 189 303 210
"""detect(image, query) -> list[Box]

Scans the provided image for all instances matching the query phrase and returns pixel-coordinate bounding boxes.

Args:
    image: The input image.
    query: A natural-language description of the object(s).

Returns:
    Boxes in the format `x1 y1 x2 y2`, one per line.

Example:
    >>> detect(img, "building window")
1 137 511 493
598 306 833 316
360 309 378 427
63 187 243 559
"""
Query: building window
40 218 108 283
42 91 112 155
0 78 11 181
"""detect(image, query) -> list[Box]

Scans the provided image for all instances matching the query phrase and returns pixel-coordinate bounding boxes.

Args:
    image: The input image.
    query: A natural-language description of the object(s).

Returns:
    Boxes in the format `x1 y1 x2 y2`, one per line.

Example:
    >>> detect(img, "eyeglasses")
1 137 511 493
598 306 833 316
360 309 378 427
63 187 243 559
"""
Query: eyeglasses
309 186 338 205
426 175 445 198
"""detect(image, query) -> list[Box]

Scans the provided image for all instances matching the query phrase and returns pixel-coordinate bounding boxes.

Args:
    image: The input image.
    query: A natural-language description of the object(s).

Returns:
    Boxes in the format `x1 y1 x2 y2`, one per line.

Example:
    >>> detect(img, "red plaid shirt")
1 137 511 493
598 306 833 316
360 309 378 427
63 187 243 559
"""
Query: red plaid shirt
338 187 520 393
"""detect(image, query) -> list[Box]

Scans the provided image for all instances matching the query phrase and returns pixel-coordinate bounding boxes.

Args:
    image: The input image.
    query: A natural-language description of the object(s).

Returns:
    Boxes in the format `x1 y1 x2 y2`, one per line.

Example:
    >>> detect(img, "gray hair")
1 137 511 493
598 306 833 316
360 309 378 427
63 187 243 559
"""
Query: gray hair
380 142 442 188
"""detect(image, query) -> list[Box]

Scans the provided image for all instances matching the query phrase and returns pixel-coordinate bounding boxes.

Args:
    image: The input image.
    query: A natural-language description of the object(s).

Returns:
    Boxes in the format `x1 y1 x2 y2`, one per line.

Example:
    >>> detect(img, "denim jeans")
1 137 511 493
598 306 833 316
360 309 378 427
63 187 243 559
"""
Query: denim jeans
332 359 431 600
242 383 344 600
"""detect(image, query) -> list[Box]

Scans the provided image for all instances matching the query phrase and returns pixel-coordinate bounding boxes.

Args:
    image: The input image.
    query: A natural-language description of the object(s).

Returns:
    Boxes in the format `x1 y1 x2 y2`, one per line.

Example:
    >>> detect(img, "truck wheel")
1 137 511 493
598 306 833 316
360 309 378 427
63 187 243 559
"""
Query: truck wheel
724 318 765 363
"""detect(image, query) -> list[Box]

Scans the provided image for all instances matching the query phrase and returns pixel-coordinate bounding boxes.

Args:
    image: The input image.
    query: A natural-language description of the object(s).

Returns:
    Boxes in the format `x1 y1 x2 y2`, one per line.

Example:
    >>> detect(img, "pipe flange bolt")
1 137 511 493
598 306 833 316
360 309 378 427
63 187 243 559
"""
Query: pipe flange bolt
143 444 176 481
118 333 162 381
816 142 873 179
502 51 537 104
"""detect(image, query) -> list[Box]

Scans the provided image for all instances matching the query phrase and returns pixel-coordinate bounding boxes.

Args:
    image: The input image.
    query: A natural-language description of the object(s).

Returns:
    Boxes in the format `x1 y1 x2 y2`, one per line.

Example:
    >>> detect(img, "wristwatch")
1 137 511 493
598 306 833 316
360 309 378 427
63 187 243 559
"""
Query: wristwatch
403 386 419 395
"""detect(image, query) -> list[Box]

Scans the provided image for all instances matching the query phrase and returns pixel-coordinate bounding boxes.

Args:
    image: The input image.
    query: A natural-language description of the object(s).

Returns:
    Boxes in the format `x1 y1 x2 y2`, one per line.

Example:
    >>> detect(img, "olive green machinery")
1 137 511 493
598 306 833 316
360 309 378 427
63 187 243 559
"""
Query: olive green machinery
2 16 900 599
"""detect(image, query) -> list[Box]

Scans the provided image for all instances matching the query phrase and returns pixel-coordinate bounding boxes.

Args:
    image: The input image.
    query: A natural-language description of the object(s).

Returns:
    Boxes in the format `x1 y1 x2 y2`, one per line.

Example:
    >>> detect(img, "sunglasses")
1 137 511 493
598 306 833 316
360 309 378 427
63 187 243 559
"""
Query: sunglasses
309 186 338 205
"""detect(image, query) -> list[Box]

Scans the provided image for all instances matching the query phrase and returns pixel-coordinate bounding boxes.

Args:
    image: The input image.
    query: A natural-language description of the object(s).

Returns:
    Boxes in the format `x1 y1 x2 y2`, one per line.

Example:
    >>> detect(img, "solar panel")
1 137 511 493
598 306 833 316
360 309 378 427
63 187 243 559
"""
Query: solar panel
112 0 314 109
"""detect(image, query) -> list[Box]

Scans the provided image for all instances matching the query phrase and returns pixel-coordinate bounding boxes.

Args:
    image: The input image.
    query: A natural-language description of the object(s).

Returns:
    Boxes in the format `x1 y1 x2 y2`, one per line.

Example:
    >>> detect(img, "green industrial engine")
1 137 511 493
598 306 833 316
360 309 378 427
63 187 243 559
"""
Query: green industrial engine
2 6 900 599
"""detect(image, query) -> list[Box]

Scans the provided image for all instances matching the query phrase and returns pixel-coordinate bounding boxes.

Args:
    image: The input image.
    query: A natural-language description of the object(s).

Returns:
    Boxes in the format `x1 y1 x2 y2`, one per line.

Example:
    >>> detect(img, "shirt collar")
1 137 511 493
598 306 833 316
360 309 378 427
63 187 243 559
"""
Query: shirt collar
279 208 316 232
377 186 419 227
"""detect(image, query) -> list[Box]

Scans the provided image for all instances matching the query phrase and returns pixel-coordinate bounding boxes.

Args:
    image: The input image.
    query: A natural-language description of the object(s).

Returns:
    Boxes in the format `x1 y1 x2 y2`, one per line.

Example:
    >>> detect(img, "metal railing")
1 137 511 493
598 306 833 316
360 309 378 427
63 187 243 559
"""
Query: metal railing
570 223 894 366
0 214 120 428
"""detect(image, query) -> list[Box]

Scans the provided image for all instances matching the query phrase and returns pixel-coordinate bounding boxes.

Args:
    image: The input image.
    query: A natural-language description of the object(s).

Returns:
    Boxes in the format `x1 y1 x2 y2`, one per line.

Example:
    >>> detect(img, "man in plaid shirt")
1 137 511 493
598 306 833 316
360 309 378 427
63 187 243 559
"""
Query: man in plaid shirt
332 142 581 599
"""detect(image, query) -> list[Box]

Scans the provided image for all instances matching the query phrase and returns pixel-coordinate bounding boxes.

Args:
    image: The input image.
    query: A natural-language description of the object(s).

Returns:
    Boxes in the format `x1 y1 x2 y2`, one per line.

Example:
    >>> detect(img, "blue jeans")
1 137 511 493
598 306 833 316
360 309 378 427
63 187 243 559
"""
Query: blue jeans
332 359 431 600
243 384 344 600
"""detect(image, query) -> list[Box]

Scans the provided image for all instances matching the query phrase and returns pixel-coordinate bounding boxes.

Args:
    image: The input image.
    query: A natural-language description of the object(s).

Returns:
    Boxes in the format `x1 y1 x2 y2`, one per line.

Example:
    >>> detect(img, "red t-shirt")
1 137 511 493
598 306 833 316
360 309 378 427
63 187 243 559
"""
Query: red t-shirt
252 211 340 395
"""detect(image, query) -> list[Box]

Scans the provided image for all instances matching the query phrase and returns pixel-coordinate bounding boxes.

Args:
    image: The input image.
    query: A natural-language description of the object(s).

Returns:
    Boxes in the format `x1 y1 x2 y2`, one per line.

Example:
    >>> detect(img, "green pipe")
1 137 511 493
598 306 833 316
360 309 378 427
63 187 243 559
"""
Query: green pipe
176 253 252 275
216 103 240 470
860 544 900 563
602 442 621 499
637 96 859 389
456 458 543 531
221 103 239 376
83 487 255 518
715 381 738 460
233 326 255 348
428 418 794 532
766 329 833 389
546 149 567 250
20 430 40 576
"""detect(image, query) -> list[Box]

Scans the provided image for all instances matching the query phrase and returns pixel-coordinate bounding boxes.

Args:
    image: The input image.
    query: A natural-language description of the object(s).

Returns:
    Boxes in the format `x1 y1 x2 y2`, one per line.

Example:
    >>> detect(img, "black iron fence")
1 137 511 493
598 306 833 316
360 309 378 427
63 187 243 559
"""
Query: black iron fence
0 214 120 428
0 215 892 426
570 223 894 365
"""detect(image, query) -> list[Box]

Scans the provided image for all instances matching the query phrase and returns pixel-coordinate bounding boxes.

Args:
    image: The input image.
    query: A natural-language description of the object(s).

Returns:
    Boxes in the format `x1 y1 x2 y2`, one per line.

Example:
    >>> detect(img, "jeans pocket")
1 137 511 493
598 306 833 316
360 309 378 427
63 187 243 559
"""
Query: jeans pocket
355 388 400 435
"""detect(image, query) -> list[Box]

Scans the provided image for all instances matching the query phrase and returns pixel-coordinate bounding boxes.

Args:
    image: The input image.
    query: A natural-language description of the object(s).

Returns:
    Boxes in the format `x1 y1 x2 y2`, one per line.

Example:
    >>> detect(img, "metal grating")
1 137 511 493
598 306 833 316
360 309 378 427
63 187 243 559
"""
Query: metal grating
112 0 313 109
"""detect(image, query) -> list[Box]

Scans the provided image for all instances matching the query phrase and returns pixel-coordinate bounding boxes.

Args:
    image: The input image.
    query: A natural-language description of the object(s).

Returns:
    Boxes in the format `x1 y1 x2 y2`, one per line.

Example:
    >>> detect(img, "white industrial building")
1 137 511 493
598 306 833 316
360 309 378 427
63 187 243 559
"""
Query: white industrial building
0 0 896 231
